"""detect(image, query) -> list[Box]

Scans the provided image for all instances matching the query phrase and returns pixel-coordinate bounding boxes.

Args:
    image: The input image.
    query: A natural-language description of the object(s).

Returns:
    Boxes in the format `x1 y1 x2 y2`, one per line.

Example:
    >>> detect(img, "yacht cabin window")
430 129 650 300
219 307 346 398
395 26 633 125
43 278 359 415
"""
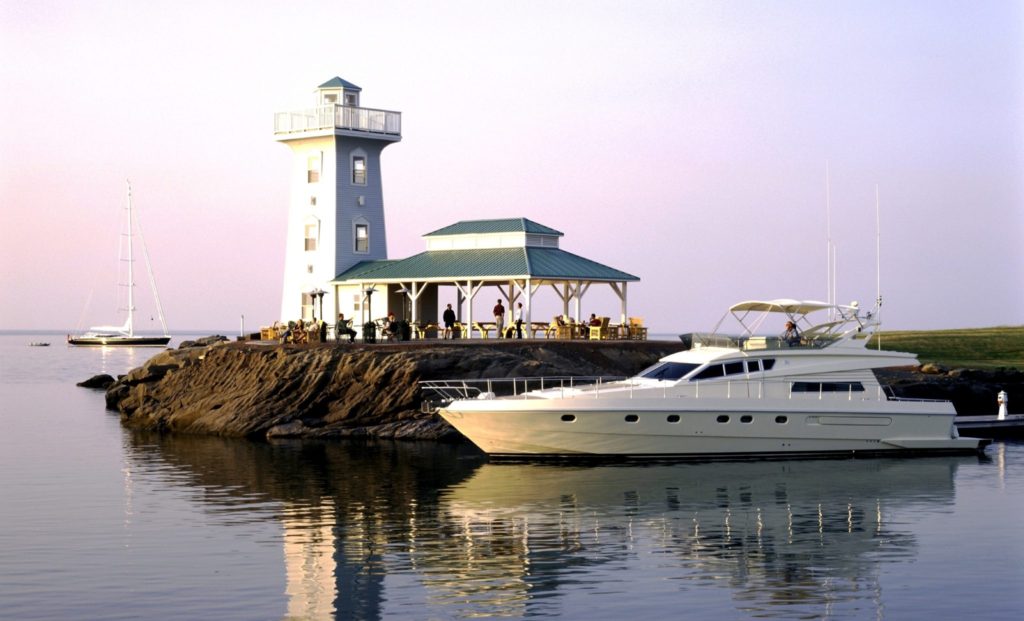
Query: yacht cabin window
638 362 699 381
692 358 776 381
792 382 865 393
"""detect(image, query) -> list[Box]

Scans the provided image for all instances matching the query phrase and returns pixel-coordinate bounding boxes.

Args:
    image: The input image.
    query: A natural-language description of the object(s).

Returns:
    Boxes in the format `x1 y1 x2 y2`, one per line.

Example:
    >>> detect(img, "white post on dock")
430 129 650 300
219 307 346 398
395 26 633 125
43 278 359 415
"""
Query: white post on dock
997 391 1008 421
240 314 245 338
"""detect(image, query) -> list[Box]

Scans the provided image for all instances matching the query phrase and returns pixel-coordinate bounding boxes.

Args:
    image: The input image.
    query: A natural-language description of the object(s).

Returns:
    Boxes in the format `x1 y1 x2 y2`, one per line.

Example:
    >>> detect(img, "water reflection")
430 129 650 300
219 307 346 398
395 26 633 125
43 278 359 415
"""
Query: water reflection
122 431 977 620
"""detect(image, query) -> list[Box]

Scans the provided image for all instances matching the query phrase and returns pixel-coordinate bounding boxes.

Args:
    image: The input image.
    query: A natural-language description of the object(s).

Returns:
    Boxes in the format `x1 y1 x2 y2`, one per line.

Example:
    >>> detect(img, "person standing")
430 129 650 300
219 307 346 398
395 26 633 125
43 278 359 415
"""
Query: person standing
442 303 457 339
513 302 524 339
493 299 506 338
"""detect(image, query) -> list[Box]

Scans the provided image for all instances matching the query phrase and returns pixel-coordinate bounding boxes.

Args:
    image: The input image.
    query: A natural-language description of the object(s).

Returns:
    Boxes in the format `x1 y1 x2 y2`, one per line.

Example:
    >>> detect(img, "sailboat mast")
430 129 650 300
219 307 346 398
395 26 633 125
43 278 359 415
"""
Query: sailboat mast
125 180 135 337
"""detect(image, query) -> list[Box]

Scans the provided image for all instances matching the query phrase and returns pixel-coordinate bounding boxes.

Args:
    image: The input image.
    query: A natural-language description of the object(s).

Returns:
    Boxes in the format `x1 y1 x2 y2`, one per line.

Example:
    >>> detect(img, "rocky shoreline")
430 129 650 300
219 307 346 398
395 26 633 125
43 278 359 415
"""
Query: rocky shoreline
92 339 680 440
84 339 1022 441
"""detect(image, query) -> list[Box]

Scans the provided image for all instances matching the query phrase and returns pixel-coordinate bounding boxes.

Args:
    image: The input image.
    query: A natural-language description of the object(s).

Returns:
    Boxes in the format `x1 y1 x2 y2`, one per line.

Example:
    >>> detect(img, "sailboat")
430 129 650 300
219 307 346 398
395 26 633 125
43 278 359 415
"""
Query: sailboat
68 181 171 347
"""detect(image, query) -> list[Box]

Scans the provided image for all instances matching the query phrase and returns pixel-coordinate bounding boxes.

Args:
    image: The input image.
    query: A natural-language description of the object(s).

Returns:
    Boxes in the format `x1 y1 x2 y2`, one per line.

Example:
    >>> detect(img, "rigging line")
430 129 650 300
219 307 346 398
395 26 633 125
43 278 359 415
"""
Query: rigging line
131 186 170 336
74 288 94 332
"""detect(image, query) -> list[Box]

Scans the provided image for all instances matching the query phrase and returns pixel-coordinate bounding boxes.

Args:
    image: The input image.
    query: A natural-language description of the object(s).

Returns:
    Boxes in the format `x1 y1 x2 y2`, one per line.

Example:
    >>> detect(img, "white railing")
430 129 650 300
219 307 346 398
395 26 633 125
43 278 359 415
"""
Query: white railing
274 104 401 136
419 377 921 410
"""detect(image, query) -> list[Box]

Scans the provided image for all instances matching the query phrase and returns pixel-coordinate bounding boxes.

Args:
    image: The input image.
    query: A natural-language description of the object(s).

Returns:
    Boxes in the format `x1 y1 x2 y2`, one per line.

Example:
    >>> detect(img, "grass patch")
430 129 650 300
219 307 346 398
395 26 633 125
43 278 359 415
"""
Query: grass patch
869 326 1024 370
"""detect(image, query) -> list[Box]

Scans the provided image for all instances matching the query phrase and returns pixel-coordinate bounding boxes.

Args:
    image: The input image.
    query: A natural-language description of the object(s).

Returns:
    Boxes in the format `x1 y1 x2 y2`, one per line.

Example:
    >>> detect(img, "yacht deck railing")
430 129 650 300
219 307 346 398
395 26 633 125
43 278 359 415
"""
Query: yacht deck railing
420 377 943 410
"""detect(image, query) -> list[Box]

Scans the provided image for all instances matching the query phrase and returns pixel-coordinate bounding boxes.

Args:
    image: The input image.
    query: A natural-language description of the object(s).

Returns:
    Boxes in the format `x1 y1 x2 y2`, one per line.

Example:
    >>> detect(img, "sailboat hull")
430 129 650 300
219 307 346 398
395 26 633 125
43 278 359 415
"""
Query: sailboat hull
67 335 170 347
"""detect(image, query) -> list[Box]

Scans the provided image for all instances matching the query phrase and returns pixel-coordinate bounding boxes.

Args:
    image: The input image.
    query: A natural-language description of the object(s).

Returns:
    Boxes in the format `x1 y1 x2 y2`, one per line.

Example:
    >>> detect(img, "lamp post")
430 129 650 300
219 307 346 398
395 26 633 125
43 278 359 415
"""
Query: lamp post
395 287 409 321
309 288 323 321
362 287 377 343
363 287 376 320
313 288 325 321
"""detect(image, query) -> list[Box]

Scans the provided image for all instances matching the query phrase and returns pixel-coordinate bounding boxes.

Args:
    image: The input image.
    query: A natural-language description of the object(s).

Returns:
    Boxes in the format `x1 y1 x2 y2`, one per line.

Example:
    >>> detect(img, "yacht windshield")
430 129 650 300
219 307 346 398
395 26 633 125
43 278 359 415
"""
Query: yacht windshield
638 362 699 381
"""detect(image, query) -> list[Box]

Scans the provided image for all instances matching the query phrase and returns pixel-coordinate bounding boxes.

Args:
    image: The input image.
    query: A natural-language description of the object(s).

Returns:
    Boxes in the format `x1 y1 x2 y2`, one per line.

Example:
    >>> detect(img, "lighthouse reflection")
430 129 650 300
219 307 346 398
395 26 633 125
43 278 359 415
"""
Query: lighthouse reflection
123 433 970 620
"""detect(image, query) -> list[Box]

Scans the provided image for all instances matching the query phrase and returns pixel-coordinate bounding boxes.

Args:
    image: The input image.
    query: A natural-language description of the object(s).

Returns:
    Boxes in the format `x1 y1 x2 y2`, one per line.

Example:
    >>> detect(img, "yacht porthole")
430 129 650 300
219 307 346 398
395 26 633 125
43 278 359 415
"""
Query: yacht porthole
740 415 753 423
667 414 680 423
561 414 576 422
775 415 788 424
716 415 730 424
625 414 639 423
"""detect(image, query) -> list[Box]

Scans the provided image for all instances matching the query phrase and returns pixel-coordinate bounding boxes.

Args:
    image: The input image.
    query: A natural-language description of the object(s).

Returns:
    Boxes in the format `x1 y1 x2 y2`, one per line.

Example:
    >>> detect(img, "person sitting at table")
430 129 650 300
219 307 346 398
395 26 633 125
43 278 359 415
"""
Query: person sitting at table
336 313 357 343
587 313 601 327
384 312 400 341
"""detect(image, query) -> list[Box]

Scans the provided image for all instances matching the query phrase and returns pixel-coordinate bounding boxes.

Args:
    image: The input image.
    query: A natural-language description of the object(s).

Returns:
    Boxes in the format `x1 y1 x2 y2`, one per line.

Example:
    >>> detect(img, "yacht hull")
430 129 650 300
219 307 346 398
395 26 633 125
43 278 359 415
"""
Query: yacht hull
439 398 985 457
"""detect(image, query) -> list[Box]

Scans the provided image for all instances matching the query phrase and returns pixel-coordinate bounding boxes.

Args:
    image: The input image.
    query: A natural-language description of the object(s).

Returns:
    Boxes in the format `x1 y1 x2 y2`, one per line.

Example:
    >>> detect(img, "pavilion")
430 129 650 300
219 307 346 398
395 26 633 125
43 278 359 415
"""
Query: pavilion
331 218 639 334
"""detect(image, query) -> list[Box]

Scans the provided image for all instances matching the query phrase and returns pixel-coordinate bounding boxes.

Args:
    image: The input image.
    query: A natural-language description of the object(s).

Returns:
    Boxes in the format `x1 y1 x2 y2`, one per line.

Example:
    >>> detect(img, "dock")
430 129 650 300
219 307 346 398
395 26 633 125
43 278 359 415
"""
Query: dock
954 414 1024 439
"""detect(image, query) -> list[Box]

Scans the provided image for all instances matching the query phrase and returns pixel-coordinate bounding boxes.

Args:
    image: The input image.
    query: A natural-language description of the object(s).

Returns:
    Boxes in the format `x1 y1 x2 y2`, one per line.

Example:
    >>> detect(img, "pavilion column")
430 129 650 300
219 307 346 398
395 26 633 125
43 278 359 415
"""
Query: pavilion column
619 281 628 324
573 280 583 321
524 279 532 327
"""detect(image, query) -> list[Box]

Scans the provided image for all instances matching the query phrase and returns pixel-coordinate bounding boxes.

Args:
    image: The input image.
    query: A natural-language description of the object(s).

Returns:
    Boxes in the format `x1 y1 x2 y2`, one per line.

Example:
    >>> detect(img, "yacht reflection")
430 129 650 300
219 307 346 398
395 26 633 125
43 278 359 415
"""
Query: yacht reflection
432 458 964 618
122 431 974 620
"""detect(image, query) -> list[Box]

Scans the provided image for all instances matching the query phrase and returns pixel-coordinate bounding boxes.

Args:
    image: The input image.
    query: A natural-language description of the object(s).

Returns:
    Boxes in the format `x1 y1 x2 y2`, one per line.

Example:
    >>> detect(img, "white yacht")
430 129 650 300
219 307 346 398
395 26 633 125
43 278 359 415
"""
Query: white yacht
426 299 987 457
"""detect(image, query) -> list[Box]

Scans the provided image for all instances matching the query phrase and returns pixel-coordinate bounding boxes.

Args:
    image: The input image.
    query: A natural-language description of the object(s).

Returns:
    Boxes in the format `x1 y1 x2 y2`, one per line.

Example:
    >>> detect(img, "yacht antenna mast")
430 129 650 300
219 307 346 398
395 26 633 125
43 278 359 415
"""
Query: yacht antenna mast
875 184 883 349
825 162 835 319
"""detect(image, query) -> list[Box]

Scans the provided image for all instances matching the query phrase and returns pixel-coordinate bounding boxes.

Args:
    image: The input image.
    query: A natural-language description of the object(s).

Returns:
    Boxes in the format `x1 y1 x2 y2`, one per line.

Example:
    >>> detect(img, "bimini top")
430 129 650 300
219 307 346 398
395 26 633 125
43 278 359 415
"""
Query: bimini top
729 299 835 315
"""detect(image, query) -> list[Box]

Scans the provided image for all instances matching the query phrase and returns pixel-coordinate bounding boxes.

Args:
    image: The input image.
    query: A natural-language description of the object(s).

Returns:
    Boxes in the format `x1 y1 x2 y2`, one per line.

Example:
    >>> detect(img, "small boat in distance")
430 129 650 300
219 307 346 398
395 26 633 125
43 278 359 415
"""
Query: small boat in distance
424 298 987 458
68 181 171 347
29 342 50 347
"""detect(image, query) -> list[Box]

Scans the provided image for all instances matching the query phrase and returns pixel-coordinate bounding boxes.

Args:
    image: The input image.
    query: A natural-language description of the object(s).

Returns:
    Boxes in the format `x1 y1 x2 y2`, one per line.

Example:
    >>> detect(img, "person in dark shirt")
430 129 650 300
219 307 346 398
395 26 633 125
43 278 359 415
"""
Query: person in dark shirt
493 299 506 337
442 304 457 339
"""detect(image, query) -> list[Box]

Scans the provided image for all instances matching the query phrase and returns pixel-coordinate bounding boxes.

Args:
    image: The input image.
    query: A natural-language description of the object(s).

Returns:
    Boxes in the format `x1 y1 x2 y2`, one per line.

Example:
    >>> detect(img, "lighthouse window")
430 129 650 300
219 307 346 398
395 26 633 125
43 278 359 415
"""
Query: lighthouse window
352 156 366 185
354 223 369 253
304 224 318 251
307 155 321 183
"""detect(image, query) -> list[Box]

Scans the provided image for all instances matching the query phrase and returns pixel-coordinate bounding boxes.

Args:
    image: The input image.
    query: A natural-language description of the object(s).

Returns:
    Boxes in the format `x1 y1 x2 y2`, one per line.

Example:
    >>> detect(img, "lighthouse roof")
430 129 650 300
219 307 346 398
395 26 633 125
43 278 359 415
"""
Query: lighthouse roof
318 76 362 91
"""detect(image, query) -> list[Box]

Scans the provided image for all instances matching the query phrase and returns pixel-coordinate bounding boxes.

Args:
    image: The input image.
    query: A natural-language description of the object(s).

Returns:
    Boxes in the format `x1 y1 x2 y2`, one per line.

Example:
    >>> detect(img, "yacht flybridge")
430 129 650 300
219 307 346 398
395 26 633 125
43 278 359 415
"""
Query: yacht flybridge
425 299 987 458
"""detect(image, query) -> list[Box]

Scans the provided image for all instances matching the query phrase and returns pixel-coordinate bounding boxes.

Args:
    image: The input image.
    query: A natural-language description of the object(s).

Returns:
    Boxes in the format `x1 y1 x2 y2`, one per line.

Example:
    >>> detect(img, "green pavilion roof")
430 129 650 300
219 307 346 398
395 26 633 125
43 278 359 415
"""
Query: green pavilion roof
424 218 563 237
333 247 638 283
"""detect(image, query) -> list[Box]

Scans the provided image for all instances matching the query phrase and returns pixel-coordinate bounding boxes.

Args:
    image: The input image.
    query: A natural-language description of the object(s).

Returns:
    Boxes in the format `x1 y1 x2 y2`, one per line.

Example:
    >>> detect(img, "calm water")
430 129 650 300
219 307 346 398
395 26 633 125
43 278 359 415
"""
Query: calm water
1 333 1022 620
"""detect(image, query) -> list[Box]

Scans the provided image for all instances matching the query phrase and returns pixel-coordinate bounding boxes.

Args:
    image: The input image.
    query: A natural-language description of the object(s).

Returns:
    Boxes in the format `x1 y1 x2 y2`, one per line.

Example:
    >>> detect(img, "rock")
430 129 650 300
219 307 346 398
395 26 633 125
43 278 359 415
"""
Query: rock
77 374 115 389
179 335 229 349
875 366 1024 416
105 341 679 440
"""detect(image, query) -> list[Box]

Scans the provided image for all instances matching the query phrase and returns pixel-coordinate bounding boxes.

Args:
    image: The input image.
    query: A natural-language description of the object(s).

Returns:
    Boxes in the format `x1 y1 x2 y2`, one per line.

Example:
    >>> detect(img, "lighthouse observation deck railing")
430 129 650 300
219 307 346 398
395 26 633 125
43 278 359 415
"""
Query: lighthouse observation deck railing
274 104 401 136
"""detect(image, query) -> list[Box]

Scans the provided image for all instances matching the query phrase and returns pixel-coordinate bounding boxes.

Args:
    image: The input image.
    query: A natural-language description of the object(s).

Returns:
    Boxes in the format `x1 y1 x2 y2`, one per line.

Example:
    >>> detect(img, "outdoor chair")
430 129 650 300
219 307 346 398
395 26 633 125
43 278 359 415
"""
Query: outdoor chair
589 317 612 340
628 317 648 340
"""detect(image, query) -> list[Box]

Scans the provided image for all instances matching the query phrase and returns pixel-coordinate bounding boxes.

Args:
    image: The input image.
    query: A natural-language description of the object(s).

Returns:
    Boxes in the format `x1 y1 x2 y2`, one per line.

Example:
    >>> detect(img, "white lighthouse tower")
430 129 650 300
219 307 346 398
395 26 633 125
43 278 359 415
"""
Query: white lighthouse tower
273 77 401 323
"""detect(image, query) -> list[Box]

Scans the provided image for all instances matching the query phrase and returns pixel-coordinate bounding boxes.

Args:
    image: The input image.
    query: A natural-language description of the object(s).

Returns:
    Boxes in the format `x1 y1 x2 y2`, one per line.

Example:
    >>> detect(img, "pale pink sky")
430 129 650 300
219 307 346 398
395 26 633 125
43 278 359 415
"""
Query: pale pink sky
1 0 1021 333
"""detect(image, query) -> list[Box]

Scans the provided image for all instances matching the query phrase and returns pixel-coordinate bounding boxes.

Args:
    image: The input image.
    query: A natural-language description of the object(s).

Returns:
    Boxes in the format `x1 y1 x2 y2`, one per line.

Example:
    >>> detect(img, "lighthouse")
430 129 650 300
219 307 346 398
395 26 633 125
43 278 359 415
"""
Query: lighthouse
273 77 401 323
